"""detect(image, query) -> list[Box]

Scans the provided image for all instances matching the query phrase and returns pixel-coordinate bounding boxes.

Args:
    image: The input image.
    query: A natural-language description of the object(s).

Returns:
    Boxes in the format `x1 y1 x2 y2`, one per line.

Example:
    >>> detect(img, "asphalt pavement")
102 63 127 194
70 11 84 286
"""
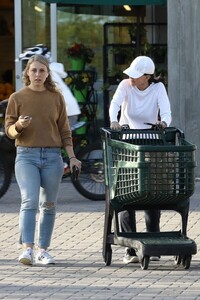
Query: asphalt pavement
0 176 200 300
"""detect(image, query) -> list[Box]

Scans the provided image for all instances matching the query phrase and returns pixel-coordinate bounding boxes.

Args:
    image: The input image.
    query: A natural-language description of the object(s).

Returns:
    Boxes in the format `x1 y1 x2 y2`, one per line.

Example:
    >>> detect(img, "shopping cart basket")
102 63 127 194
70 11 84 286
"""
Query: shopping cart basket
101 126 197 270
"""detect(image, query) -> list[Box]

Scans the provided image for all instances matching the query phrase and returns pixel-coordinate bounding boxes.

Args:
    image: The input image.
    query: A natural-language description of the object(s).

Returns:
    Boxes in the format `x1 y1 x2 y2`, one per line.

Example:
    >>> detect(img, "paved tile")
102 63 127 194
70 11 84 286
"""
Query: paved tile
0 178 200 299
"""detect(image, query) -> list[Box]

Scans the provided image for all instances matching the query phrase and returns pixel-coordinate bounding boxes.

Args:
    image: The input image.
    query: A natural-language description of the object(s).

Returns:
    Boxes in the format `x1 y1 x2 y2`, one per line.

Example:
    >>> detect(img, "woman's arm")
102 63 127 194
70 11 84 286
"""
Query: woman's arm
157 83 172 126
109 79 128 129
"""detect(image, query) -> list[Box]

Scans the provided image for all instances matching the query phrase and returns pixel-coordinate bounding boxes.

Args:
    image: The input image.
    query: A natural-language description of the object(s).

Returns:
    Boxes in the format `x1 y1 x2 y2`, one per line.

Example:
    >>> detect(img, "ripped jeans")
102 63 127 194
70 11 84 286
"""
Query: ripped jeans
15 147 64 249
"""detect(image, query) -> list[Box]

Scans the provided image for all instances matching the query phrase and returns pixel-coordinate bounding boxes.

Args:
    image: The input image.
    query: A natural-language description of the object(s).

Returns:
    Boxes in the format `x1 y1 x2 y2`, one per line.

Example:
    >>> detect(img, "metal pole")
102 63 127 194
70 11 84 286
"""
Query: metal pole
50 3 57 62
14 0 22 91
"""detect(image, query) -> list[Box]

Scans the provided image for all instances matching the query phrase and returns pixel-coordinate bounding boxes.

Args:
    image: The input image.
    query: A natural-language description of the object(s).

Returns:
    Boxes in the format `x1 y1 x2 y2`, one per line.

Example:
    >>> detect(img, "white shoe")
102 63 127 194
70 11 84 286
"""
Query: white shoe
35 250 55 265
19 247 33 265
123 248 139 264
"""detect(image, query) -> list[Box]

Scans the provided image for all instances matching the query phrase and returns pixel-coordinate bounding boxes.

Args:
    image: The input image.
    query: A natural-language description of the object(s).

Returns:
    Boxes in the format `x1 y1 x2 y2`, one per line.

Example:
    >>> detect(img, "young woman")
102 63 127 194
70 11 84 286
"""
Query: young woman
5 54 81 265
109 56 172 264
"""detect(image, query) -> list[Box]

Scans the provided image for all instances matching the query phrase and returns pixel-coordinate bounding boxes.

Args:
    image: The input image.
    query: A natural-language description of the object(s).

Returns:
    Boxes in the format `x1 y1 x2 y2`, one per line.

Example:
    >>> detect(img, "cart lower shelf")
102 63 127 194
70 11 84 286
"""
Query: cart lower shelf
103 231 197 270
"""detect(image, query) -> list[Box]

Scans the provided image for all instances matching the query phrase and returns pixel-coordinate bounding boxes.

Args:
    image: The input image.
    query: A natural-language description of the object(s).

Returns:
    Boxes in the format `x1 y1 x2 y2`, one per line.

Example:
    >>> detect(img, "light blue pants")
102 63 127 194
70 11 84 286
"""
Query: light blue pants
15 147 64 249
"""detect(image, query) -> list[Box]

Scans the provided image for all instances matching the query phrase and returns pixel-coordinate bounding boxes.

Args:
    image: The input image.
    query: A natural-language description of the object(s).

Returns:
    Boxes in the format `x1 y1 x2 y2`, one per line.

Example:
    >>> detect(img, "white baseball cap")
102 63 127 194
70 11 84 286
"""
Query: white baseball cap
123 56 155 79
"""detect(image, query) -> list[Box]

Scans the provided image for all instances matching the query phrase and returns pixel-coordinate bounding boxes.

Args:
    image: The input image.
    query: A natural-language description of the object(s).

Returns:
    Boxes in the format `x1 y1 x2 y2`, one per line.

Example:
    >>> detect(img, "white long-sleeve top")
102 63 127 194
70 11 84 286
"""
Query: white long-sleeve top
109 79 172 129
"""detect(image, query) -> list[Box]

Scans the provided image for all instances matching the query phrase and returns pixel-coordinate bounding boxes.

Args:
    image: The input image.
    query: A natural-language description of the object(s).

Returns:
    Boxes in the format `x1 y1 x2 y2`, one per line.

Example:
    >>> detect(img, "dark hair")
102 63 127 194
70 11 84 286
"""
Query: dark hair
22 54 58 92
147 74 167 86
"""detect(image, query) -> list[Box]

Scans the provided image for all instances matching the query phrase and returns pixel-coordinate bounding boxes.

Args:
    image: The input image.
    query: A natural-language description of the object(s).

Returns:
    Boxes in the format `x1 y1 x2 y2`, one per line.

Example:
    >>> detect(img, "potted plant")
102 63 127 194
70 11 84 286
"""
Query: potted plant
65 71 94 103
111 46 135 65
107 67 124 85
66 43 95 70
128 24 147 46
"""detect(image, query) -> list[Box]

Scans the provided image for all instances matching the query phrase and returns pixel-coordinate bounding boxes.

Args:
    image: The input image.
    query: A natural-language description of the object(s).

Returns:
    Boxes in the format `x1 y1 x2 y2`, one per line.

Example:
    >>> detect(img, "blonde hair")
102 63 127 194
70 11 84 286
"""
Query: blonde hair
22 54 58 92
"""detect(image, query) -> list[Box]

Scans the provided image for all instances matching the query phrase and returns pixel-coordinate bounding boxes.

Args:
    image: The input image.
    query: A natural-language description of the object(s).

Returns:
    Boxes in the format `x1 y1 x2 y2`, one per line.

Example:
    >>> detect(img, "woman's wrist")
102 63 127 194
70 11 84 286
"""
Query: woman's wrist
69 156 76 160
15 122 24 133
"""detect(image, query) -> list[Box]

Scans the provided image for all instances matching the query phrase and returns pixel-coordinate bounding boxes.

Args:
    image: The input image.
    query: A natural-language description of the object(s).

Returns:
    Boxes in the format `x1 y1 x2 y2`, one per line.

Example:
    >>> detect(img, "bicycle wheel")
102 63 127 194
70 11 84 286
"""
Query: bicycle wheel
72 141 105 200
0 153 12 198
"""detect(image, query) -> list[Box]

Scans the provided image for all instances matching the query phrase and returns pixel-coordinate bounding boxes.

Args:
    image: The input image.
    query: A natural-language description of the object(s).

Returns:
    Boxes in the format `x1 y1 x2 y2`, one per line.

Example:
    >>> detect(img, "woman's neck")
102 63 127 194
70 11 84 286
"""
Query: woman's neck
137 82 149 91
28 84 46 92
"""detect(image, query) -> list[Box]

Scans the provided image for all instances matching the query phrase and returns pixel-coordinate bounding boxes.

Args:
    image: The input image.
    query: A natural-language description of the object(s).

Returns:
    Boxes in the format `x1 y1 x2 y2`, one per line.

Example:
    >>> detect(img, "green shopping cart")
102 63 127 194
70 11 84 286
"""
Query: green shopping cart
101 126 197 270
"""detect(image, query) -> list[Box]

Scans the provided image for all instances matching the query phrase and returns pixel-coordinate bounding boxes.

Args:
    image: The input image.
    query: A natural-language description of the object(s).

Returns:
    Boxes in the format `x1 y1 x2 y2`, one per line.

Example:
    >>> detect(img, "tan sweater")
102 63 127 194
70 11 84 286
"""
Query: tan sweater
5 87 73 148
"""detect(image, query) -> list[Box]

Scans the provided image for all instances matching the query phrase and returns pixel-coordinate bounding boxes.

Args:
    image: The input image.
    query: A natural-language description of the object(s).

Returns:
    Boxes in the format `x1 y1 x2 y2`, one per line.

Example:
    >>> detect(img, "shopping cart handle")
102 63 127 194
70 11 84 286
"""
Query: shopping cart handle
144 122 164 129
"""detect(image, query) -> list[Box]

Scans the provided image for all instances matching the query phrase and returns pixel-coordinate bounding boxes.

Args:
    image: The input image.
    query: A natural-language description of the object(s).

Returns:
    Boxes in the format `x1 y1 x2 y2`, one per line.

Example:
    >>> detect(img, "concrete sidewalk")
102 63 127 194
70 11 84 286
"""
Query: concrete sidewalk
0 177 200 300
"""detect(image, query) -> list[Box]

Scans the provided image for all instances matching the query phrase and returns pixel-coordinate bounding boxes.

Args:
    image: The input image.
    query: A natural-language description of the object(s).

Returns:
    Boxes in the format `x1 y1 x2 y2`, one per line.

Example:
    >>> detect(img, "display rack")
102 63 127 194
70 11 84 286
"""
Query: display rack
67 70 98 139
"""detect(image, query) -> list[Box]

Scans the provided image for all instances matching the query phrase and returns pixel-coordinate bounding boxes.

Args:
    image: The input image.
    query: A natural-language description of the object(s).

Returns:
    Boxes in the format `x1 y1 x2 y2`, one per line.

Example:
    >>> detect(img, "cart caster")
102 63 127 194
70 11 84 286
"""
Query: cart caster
141 256 150 270
182 255 191 269
174 256 182 265
104 244 112 266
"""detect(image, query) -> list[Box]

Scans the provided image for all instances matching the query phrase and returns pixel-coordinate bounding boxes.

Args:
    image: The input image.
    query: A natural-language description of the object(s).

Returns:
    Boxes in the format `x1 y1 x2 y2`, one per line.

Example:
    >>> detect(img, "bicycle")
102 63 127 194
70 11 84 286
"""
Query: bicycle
0 100 105 201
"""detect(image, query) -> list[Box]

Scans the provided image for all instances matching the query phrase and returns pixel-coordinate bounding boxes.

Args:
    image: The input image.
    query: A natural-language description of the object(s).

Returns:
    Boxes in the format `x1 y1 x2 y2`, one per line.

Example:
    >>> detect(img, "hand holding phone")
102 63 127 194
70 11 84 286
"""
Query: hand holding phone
24 116 32 120
71 165 80 181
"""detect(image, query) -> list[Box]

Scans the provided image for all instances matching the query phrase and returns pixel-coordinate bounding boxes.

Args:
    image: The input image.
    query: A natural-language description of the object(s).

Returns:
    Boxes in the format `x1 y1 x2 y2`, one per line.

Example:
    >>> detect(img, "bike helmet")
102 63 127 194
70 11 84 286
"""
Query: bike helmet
19 44 51 61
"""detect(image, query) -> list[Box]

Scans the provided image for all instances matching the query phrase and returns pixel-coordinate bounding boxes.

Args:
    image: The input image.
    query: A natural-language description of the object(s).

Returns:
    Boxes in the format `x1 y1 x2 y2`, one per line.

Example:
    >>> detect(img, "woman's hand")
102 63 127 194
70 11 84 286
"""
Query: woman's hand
69 157 82 173
15 115 32 133
156 121 167 128
110 121 121 130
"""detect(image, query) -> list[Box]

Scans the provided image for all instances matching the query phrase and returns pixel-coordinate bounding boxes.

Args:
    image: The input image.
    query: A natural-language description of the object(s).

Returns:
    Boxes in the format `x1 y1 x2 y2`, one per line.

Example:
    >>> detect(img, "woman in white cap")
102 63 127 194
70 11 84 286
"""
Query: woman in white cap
109 56 172 264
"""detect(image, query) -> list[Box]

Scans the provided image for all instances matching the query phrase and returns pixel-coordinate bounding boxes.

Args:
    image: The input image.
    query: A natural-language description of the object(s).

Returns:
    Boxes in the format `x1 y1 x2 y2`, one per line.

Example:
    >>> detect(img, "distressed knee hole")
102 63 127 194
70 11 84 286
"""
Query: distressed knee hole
42 202 55 209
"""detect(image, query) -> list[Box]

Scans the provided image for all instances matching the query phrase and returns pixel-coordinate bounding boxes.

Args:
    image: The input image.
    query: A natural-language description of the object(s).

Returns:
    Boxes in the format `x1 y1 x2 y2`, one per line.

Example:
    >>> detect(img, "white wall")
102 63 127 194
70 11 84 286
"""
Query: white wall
168 0 200 177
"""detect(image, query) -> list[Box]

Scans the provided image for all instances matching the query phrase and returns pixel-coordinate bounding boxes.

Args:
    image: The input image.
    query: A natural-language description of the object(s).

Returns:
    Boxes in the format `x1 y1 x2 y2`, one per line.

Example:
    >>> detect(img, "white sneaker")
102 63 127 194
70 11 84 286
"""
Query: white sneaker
35 250 55 265
123 248 139 264
19 247 33 265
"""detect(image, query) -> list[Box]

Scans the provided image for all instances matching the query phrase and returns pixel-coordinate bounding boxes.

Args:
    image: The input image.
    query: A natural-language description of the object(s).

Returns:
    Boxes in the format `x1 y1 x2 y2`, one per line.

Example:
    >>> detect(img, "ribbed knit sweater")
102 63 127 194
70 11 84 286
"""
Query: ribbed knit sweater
5 87 73 148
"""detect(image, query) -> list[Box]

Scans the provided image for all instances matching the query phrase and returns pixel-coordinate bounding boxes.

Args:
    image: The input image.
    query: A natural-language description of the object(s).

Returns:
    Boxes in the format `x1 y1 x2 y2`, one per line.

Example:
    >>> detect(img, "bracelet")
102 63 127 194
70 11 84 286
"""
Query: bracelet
69 156 76 160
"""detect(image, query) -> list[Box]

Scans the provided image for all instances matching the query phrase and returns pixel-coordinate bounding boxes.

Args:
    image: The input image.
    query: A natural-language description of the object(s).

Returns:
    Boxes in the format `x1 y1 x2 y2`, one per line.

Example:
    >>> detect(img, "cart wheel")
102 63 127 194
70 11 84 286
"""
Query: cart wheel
174 256 182 265
104 245 112 266
182 255 191 269
141 256 150 270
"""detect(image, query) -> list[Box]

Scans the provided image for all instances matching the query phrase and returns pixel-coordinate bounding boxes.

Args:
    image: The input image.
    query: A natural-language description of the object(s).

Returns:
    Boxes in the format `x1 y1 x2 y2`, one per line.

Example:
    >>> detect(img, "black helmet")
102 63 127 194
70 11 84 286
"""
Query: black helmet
19 44 51 61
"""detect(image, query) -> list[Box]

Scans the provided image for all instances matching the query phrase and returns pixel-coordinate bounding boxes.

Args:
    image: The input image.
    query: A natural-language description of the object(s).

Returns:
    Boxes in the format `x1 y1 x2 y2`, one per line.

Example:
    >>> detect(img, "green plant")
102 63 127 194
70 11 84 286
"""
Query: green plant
128 24 147 43
66 43 94 63
107 67 124 84
65 72 93 90
110 46 135 65
111 46 134 58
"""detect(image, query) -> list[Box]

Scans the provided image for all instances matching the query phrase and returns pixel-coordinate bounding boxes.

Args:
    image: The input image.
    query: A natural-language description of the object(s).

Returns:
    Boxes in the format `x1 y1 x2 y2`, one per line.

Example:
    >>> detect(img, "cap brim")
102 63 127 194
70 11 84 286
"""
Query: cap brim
123 67 143 79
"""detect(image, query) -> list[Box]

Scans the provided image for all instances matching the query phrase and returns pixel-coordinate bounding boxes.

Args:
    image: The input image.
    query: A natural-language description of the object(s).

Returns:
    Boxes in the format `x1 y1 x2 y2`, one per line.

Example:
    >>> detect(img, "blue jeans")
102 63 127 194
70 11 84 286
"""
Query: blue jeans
15 147 64 249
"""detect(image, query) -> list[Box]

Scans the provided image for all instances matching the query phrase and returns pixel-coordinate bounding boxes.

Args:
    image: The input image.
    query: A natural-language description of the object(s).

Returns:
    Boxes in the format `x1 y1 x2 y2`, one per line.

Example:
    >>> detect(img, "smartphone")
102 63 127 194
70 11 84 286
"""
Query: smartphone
24 116 31 120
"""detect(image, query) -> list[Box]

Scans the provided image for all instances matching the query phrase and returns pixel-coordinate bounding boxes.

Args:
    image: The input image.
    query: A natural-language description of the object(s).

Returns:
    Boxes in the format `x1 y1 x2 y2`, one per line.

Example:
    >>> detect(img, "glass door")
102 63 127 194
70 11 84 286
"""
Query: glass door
14 0 51 90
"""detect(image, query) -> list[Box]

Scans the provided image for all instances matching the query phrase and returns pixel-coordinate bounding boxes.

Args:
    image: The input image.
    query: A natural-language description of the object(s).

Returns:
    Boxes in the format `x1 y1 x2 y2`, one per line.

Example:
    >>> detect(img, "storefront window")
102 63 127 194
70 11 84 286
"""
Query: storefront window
57 6 134 80
22 0 50 50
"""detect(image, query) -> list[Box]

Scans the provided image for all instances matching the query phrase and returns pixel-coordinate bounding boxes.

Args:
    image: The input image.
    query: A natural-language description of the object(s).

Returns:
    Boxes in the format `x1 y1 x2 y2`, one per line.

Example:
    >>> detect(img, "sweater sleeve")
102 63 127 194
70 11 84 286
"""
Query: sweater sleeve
5 95 22 139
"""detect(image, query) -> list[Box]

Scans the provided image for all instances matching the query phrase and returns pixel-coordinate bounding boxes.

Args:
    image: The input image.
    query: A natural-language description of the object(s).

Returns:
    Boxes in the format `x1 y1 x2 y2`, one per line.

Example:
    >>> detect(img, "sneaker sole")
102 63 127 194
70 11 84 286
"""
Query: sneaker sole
19 257 32 265
35 259 55 265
